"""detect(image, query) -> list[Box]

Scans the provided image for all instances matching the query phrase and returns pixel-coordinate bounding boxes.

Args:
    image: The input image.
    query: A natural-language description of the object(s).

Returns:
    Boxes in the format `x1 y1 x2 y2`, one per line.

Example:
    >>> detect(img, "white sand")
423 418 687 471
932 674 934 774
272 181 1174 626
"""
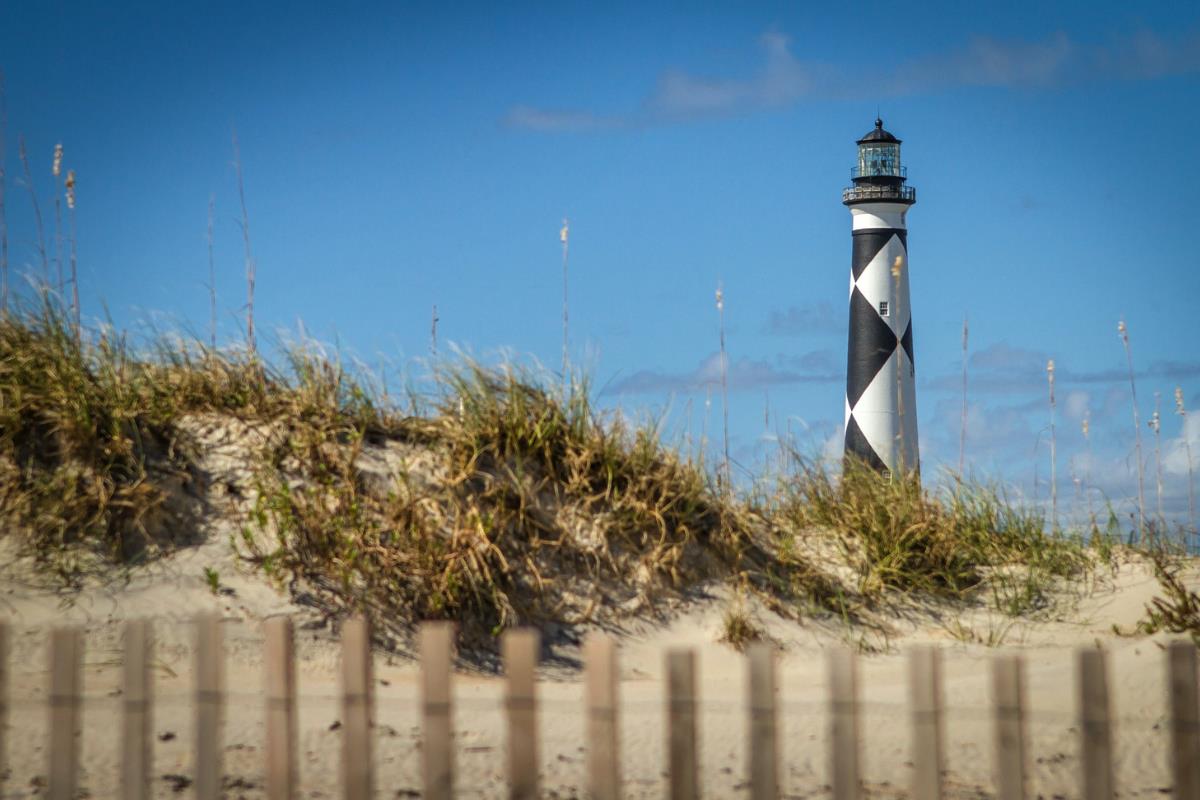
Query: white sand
1 531 1193 799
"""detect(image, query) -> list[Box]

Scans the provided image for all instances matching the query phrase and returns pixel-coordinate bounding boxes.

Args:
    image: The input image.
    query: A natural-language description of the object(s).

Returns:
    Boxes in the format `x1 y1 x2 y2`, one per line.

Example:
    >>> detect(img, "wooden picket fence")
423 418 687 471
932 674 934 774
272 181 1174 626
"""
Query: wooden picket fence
2 616 1199 799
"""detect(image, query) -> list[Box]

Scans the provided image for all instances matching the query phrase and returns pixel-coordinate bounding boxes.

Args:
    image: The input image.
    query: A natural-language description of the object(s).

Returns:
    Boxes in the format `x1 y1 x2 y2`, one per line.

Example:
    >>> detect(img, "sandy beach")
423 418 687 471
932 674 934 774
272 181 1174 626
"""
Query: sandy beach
2 527 1193 799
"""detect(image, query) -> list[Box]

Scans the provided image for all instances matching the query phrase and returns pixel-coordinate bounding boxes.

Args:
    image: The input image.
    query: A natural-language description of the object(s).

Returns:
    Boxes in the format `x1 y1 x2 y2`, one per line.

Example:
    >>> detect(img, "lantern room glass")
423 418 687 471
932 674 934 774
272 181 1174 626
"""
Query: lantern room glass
857 143 901 177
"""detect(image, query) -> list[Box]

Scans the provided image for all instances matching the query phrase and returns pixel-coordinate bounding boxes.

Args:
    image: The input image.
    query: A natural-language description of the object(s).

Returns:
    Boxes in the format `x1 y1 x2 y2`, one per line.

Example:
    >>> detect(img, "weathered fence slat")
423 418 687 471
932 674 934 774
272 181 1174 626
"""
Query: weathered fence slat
584 634 620 800
667 649 698 800
422 621 455 800
195 613 223 800
265 616 297 800
48 627 82 800
341 616 372 800
0 621 8 794
747 643 778 800
1168 641 1200 800
992 654 1027 800
830 646 861 800
1079 649 1114 800
503 628 540 800
122 620 153 800
909 646 943 800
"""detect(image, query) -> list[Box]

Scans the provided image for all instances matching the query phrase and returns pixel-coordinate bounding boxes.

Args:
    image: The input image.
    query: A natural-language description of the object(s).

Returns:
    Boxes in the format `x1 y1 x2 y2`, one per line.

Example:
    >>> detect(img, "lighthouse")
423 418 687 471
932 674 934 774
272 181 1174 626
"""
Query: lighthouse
842 118 918 475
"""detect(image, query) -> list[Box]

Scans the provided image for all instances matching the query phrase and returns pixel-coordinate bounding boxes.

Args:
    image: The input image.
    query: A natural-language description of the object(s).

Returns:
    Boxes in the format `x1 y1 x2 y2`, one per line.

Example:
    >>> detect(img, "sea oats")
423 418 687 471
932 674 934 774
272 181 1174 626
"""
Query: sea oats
1151 392 1164 528
1047 359 1057 529
1175 386 1197 534
1118 317 1146 541
715 281 730 493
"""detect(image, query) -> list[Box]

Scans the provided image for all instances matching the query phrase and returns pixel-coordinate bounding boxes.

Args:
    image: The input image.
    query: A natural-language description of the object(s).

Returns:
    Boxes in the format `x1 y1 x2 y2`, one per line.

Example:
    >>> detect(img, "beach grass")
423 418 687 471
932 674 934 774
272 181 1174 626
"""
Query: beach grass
0 299 1131 651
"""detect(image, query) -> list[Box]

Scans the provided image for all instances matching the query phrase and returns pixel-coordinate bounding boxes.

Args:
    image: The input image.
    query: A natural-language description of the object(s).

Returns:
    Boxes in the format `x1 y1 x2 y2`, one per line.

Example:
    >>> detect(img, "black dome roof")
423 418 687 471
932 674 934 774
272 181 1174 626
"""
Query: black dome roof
857 118 900 145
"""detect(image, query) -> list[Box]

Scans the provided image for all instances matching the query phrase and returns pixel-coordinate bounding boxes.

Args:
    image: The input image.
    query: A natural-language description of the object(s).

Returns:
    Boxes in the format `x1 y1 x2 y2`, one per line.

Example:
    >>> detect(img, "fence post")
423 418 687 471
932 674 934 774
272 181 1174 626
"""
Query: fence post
341 615 372 800
1168 640 1200 799
0 621 7 794
48 627 82 800
421 621 455 800
122 620 153 800
830 646 860 800
992 654 1026 800
1078 648 1113 800
265 616 297 800
747 642 778 800
909 646 943 800
667 649 698 800
503 628 540 800
195 613 223 800
584 634 620 800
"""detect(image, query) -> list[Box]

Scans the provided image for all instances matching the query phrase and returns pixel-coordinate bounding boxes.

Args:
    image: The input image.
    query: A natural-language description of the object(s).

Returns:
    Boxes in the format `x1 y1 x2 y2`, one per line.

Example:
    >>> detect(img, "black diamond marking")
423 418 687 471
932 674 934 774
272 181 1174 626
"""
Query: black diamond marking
846 288 898 409
844 415 888 472
900 319 914 369
850 228 905 281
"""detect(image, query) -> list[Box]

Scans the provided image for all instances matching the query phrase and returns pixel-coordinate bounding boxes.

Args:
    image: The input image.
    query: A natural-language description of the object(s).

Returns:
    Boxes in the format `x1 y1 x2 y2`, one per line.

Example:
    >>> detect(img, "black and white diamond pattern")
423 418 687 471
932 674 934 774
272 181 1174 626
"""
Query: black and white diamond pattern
844 226 919 473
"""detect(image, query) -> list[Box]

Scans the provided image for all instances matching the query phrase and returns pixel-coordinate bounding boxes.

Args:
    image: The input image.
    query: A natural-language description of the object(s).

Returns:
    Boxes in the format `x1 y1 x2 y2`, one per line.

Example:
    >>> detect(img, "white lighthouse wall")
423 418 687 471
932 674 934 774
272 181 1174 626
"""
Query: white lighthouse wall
850 204 908 231
850 347 919 473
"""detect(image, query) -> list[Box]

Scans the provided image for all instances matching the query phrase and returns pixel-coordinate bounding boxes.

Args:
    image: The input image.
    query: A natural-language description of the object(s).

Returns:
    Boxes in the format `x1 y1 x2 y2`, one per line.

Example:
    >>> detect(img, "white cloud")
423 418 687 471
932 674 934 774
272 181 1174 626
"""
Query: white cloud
924 340 1200 394
1164 414 1200 477
890 34 1076 92
821 424 843 464
506 28 1200 131
1064 390 1090 420
644 31 815 119
605 351 839 396
502 106 623 132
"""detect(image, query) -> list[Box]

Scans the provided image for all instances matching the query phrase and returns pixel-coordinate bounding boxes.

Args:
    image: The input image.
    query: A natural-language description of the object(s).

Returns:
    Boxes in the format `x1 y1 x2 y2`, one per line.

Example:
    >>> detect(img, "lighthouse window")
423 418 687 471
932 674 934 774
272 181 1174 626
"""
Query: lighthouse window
857 144 901 177
879 301 889 317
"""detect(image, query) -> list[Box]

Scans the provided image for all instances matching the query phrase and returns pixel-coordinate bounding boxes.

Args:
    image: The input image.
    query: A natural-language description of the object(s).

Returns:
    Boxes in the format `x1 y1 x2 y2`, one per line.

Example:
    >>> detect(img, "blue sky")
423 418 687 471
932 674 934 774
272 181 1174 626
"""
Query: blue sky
3 1 1199 529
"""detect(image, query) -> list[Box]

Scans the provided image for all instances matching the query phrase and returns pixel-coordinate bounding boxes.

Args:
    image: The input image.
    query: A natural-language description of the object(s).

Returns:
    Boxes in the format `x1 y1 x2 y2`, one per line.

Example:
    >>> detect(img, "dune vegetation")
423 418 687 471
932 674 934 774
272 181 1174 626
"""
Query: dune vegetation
1 298 1192 654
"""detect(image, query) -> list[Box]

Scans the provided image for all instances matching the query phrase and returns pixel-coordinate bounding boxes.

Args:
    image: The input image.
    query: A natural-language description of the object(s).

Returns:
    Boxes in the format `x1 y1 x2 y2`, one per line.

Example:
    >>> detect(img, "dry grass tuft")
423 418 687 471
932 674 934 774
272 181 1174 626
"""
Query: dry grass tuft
240 359 838 653
767 453 1095 611
0 297 392 582
719 597 770 651
0 300 189 580
1130 550 1200 646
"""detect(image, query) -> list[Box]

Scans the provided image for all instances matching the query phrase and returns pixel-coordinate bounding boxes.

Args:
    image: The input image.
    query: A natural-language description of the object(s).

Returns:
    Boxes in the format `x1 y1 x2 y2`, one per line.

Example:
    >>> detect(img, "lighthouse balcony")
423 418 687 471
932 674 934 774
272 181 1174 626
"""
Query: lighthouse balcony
842 184 917 204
